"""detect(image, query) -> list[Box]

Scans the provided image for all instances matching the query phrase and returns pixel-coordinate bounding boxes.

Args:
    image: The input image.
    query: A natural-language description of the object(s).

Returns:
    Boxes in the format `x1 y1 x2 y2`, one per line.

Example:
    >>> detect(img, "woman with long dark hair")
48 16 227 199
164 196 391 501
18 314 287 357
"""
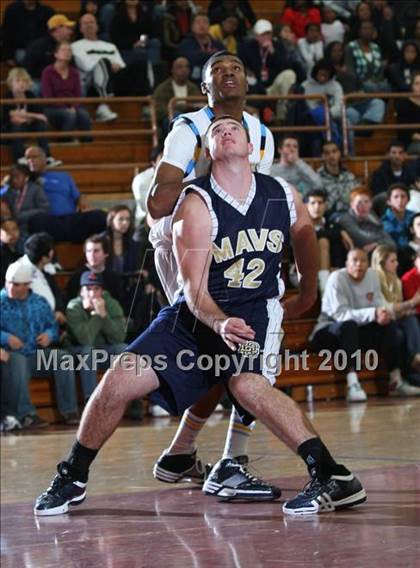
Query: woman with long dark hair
103 204 163 332
104 204 143 276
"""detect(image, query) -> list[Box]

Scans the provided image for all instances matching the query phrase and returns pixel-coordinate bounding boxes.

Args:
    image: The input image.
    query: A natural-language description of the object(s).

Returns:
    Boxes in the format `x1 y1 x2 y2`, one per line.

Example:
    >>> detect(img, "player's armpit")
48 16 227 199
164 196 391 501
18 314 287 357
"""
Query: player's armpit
146 161 188 219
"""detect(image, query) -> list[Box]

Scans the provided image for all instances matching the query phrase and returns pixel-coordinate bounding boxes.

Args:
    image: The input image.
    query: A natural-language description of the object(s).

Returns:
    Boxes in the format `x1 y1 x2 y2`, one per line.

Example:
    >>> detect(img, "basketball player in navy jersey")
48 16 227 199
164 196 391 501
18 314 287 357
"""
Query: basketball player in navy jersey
148 51 279 500
35 117 366 516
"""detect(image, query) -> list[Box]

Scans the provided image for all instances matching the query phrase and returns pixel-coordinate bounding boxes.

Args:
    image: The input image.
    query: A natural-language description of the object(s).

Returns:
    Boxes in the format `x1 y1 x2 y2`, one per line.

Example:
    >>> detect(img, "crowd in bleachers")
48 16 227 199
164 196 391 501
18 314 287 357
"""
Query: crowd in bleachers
1 0 420 429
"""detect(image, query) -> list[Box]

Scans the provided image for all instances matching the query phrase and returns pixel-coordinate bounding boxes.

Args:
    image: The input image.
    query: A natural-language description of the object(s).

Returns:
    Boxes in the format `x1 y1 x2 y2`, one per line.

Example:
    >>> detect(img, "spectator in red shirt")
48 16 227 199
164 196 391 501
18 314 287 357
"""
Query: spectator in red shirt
41 41 92 140
281 0 321 40
402 250 420 317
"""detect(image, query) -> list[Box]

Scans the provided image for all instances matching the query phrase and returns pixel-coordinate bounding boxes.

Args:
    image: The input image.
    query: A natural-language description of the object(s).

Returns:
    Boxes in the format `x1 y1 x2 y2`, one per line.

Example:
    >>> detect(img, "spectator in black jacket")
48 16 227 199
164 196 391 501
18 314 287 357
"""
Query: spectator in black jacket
109 0 161 68
396 71 420 155
66 234 122 305
23 14 75 82
161 0 194 61
238 20 305 88
16 232 67 325
2 0 55 65
387 41 420 93
370 140 416 196
0 164 49 237
304 189 349 292
178 12 225 85
239 19 304 121
208 0 256 39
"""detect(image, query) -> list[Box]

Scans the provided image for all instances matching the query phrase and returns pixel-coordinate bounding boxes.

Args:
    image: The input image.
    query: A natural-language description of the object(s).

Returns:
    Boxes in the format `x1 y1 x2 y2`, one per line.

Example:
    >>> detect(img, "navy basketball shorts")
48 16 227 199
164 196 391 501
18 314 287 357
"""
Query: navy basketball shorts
126 298 283 421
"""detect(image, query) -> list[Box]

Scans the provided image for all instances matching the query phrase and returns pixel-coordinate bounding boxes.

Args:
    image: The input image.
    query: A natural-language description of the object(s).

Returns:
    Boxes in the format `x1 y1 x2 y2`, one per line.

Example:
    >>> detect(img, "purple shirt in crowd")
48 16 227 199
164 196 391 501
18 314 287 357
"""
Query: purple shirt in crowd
41 65 82 107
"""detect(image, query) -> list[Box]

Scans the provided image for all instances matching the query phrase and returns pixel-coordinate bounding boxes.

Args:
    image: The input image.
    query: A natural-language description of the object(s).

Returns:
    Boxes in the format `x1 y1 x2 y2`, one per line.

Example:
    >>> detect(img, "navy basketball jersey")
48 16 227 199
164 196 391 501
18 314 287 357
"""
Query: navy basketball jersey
179 172 295 311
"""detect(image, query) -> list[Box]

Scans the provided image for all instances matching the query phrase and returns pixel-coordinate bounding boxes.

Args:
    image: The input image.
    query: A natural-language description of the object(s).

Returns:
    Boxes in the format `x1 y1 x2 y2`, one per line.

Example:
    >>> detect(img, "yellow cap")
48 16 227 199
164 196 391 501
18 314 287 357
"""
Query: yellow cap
47 14 76 30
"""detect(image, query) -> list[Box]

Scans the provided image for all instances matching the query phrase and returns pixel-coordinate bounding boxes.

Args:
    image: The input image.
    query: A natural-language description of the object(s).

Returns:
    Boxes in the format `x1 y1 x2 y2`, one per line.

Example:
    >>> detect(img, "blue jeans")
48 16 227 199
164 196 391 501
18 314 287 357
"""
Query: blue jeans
398 315 420 376
4 350 78 419
346 98 385 154
44 107 92 137
98 1 117 40
68 344 127 400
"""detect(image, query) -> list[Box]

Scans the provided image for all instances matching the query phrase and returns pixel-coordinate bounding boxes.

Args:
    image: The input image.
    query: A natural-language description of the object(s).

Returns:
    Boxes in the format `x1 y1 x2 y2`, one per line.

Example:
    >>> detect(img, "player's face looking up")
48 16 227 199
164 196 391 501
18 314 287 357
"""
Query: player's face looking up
207 118 251 160
201 56 247 103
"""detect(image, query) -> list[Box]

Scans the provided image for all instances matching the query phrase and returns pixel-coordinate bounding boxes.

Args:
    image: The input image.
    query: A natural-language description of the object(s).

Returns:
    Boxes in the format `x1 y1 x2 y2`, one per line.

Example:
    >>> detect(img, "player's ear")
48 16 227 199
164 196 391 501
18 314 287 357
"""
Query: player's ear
205 146 211 159
201 81 207 95
248 142 254 155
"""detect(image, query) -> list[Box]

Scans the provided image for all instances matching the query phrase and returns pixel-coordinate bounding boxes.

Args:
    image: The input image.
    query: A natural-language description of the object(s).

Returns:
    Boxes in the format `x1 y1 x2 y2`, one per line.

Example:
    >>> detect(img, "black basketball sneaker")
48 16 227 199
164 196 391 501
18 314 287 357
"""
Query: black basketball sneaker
283 472 367 515
203 457 282 502
153 449 207 483
34 462 87 516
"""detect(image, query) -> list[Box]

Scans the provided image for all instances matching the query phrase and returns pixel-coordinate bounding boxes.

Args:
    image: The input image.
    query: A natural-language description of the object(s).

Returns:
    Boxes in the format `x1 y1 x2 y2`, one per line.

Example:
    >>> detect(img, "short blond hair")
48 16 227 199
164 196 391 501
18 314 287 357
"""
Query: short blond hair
6 67 33 90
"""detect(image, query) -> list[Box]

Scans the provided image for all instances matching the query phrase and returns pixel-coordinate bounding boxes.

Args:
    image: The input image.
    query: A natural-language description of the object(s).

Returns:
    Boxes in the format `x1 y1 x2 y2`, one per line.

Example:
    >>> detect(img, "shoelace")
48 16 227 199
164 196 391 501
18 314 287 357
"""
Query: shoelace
47 472 71 494
299 477 324 497
238 459 271 486
236 463 265 485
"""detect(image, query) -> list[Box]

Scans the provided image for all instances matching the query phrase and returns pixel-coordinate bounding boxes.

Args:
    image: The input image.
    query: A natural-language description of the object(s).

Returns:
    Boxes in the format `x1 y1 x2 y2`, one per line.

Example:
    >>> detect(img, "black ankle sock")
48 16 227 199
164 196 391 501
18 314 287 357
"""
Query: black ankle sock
297 437 350 480
66 440 98 482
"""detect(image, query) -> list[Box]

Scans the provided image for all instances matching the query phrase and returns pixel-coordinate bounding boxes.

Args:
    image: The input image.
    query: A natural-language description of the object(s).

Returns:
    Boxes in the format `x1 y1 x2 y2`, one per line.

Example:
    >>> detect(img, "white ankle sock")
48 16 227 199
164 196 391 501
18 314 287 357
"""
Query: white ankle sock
222 408 255 459
167 410 207 455
346 371 359 388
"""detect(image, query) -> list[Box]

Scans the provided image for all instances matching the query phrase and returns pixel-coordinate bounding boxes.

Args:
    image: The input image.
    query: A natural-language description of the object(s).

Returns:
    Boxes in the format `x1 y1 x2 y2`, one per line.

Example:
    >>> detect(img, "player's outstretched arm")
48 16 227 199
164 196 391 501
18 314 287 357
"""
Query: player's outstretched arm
173 192 255 349
284 186 319 319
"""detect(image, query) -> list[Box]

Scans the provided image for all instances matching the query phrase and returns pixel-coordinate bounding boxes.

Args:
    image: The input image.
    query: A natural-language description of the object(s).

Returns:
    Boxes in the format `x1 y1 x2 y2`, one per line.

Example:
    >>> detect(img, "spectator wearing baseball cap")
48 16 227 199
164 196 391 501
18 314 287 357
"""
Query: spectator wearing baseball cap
65 270 127 401
238 18 304 119
47 14 76 31
23 13 75 81
0 260 79 428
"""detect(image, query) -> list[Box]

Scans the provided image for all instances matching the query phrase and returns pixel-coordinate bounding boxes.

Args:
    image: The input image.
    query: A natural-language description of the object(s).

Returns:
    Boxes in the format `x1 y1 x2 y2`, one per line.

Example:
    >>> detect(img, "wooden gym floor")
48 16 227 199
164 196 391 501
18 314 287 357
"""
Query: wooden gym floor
1 397 419 568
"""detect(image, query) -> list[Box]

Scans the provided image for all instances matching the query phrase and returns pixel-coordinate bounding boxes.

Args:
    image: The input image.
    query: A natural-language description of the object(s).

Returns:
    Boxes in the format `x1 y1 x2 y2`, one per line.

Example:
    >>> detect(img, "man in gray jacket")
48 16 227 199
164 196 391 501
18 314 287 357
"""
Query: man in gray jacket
310 248 420 401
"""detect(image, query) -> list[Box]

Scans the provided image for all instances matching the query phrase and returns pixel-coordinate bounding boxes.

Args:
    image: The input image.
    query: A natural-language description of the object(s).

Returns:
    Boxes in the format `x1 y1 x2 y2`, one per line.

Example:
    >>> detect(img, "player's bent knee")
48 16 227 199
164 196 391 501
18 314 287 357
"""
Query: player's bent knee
100 352 159 400
229 373 270 415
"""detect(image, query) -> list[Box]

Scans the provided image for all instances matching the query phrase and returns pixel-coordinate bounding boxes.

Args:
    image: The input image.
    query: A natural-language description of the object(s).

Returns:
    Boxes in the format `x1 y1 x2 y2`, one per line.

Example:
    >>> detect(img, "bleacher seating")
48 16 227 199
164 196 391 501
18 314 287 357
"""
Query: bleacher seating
1 0 413 421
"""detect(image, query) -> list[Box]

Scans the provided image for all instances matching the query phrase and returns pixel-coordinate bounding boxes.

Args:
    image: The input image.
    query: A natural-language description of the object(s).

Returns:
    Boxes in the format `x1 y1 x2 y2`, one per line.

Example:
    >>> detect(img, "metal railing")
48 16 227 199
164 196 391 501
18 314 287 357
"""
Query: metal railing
341 92 420 156
0 96 159 147
168 93 332 140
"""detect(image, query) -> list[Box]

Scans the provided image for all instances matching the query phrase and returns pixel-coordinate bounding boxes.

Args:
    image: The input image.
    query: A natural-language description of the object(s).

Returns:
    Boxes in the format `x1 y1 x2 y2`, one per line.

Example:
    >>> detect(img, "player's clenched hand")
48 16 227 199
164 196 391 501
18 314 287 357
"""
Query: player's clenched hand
214 318 255 351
